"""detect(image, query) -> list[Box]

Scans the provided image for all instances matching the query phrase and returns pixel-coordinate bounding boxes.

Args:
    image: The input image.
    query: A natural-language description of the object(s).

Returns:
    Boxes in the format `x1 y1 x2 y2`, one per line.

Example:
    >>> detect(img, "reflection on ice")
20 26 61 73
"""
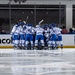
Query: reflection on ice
0 48 75 75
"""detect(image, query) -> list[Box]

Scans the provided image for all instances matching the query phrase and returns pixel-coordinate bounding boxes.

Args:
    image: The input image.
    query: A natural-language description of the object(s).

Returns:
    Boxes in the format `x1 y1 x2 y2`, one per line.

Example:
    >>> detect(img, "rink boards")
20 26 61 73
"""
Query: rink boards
0 49 75 75
0 34 75 48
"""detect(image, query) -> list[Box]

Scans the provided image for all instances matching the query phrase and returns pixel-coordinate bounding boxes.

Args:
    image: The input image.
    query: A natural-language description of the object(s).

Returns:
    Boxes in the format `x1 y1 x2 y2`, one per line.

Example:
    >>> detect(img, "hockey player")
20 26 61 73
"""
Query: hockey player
25 23 34 50
18 21 25 49
23 21 27 47
48 23 57 50
48 23 63 49
10 23 20 49
43 25 50 49
55 27 63 49
34 25 44 50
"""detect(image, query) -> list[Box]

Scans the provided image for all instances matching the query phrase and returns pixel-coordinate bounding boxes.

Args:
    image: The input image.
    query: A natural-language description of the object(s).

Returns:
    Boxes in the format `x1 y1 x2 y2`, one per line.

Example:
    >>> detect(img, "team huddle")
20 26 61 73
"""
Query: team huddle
11 19 63 50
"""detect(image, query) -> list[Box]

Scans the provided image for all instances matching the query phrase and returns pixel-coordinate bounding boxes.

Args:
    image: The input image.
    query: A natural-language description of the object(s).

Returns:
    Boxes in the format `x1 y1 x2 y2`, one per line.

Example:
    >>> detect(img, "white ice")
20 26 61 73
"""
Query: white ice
0 48 75 75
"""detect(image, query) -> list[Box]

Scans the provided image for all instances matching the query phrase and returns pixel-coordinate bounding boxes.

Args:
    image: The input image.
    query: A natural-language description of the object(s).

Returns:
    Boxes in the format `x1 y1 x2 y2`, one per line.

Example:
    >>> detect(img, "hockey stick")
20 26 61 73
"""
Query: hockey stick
26 16 29 23
38 19 44 25
23 16 29 24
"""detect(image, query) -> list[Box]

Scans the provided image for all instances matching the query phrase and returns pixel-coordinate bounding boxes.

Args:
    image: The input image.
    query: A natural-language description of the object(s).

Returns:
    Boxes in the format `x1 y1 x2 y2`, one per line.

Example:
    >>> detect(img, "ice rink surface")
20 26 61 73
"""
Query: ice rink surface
0 48 75 75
